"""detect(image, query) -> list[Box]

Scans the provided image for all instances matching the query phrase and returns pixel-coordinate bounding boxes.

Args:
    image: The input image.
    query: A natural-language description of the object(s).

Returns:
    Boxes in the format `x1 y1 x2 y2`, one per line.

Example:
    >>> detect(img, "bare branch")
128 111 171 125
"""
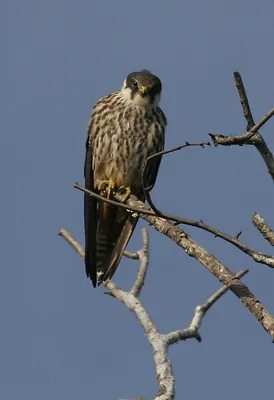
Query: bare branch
111 193 274 340
120 398 144 400
123 251 140 259
59 228 85 259
166 269 249 345
200 269 248 312
209 107 274 145
209 72 274 181
130 229 149 297
172 218 274 268
59 229 251 398
141 142 210 207
60 228 175 399
252 213 274 247
145 141 210 164
234 71 256 130
75 184 274 269
60 228 241 399
68 186 274 339
105 280 175 400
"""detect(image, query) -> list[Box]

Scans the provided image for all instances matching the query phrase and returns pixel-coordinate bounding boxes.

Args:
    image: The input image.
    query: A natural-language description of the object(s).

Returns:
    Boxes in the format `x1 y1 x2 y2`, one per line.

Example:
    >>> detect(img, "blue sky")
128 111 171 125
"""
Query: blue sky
4 0 274 398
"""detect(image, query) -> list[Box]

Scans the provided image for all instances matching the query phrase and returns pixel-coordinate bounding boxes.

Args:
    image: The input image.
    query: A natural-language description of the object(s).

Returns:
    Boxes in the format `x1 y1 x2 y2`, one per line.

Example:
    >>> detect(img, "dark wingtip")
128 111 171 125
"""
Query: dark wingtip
85 252 97 288
90 276 97 288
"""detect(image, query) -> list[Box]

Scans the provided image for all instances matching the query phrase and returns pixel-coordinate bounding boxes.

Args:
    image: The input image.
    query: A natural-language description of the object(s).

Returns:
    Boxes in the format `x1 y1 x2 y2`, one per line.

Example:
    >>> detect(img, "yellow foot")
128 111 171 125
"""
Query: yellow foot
118 186 131 202
97 179 117 199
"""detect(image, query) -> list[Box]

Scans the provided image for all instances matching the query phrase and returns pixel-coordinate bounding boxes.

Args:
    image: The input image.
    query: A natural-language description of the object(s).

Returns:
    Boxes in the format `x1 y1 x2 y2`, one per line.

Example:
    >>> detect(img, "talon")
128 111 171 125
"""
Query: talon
97 179 116 199
118 186 131 202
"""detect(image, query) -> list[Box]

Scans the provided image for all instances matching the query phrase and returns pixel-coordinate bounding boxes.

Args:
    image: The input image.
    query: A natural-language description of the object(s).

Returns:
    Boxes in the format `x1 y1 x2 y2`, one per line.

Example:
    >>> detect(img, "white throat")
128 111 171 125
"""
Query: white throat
120 79 161 108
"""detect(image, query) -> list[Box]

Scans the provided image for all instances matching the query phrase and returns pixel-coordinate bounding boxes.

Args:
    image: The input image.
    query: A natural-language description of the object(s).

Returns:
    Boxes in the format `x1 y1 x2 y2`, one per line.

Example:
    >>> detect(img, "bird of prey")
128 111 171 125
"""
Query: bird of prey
84 70 167 287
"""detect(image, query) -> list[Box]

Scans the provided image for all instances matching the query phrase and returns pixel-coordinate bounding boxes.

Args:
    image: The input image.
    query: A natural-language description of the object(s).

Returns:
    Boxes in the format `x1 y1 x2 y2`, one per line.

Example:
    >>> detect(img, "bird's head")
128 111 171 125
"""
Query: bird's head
121 70 162 108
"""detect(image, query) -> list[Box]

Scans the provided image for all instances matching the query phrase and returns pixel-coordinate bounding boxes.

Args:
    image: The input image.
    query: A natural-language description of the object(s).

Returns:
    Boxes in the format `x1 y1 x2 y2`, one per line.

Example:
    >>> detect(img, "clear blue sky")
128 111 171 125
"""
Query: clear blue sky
4 0 274 398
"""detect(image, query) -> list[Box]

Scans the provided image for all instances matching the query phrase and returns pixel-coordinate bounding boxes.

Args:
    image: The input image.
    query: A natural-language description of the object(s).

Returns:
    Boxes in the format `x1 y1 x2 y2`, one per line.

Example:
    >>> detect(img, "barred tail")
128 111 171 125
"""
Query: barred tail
96 202 138 284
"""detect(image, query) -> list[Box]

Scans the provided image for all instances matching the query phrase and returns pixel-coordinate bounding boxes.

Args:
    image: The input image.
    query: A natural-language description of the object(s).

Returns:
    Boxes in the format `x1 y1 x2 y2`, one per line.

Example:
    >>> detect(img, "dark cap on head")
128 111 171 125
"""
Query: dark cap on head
125 70 162 104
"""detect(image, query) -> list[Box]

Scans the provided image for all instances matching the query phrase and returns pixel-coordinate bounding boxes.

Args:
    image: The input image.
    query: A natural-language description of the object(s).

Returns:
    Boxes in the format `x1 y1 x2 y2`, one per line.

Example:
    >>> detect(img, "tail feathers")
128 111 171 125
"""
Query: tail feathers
96 228 115 273
97 215 139 285
95 202 126 278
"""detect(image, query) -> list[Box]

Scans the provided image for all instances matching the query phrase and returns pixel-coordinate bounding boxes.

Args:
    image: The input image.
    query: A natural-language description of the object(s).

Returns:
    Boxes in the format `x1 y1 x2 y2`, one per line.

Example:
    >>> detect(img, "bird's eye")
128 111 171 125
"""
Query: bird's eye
131 79 138 88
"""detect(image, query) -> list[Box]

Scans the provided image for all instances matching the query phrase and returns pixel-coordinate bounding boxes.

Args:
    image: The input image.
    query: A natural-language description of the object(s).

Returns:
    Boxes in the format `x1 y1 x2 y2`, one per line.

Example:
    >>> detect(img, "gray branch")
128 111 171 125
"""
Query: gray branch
110 192 274 341
75 184 274 269
209 72 274 181
252 213 274 247
130 229 149 297
165 269 248 345
59 229 247 400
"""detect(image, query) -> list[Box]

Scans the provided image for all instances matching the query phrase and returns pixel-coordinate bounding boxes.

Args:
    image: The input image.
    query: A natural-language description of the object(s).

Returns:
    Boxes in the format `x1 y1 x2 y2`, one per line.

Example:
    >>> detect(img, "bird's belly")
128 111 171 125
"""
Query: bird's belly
104 149 146 192
97 133 155 193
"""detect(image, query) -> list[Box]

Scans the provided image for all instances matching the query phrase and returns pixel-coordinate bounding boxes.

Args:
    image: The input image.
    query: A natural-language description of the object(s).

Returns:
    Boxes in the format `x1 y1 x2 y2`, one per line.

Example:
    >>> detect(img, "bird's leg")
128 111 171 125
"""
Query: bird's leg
97 179 117 199
117 186 131 203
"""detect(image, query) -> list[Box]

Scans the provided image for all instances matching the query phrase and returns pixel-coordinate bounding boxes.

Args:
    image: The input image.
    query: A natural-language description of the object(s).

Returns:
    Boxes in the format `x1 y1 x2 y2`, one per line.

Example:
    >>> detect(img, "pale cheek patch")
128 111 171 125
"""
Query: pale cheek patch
120 79 132 102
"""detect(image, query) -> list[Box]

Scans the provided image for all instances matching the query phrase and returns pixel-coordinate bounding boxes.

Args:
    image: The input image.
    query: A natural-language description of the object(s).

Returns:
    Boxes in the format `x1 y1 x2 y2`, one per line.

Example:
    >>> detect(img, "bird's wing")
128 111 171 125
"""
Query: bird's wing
144 107 166 191
84 122 98 287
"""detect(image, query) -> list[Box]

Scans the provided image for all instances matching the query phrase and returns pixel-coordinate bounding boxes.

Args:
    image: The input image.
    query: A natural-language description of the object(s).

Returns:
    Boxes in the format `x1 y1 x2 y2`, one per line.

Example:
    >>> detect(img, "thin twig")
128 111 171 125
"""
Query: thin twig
130 229 149 297
74 184 274 269
165 269 249 345
59 228 85 259
141 141 210 197
252 213 274 247
124 251 140 259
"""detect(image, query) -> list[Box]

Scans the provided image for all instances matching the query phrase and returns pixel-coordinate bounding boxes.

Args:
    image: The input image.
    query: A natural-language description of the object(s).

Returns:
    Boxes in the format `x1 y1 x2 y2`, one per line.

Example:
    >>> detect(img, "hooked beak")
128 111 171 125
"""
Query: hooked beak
138 85 148 97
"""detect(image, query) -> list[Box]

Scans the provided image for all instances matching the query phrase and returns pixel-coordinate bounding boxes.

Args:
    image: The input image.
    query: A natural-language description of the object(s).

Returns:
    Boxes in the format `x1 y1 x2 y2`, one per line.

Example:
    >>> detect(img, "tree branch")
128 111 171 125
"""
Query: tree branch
209 72 274 181
107 193 274 340
130 229 149 297
74 184 274 269
209 106 274 145
59 228 246 399
252 213 274 247
65 187 274 340
165 269 248 345
142 141 210 192
59 228 85 259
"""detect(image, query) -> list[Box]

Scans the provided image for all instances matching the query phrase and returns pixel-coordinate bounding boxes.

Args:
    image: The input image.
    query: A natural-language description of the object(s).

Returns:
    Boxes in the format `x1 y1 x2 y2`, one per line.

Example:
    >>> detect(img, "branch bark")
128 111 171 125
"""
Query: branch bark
209 72 274 181
75 184 274 269
252 213 274 247
65 186 274 341
59 228 248 400
94 190 274 340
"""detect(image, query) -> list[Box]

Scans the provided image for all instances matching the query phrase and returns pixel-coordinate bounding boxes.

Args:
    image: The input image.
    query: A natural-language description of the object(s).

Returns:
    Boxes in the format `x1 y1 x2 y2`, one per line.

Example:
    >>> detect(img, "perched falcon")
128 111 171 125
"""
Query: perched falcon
84 70 166 287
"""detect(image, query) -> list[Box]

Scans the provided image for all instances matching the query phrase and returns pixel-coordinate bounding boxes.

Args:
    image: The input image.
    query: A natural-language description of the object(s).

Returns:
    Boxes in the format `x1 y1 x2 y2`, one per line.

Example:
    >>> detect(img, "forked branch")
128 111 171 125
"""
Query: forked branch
75 184 274 269
59 228 248 400
209 72 274 181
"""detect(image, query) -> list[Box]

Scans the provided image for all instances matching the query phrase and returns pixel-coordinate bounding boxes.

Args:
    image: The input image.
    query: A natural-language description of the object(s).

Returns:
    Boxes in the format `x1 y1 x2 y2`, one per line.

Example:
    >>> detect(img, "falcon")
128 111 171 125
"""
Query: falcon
84 70 167 287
